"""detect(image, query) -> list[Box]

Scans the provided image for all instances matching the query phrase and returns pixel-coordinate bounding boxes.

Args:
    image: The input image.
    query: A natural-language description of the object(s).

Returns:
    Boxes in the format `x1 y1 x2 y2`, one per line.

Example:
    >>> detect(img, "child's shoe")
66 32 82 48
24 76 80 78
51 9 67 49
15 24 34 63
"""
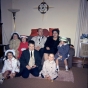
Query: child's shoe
55 69 59 73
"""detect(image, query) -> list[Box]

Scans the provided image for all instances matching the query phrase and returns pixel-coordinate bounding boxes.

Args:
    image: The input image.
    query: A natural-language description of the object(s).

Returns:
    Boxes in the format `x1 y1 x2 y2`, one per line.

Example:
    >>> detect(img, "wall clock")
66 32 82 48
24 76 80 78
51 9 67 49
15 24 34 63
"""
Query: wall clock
38 2 49 14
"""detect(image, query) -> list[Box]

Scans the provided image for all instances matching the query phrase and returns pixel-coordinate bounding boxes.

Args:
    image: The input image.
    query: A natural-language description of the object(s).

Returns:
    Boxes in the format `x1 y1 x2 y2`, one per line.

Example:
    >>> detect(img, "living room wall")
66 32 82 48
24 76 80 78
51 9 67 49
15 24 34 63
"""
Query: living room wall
1 0 13 44
1 0 80 45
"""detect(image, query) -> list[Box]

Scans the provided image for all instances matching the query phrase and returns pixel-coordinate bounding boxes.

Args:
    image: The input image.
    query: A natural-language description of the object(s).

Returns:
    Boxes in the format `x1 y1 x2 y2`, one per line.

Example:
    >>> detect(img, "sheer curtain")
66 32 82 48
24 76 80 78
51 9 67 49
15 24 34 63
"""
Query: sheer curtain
75 0 88 57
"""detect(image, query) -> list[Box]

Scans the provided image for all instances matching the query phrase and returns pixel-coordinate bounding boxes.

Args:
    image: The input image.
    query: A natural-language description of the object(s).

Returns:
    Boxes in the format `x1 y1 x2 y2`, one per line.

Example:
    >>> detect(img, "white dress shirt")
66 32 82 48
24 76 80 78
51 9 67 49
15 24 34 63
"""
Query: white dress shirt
2 57 19 73
31 36 47 48
28 50 35 67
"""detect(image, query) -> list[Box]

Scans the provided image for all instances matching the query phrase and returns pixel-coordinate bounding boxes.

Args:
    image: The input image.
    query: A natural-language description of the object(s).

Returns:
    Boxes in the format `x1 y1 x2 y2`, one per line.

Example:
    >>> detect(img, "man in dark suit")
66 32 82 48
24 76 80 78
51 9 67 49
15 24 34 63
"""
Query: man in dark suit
20 40 42 78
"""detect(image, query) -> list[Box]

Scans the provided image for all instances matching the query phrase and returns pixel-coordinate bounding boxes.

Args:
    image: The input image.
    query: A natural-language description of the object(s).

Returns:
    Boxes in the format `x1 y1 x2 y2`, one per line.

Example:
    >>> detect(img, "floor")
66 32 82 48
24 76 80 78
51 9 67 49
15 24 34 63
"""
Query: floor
0 58 88 88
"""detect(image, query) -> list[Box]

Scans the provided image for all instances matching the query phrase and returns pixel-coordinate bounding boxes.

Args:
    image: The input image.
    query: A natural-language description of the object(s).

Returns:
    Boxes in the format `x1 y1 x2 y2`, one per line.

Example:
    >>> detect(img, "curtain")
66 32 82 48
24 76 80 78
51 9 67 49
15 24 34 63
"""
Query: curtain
75 0 88 57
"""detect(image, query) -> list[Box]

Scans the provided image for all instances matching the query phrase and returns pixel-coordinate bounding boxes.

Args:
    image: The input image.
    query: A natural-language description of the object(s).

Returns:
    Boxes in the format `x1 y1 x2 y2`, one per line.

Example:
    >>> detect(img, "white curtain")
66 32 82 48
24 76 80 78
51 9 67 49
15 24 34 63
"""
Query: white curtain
75 0 88 57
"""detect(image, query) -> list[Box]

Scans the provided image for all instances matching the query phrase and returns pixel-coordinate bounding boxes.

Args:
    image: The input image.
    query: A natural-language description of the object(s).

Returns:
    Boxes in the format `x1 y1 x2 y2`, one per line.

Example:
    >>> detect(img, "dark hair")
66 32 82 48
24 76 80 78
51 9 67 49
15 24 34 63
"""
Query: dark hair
5 51 15 59
10 33 21 40
28 40 35 45
52 28 60 35
21 37 28 42
37 28 42 32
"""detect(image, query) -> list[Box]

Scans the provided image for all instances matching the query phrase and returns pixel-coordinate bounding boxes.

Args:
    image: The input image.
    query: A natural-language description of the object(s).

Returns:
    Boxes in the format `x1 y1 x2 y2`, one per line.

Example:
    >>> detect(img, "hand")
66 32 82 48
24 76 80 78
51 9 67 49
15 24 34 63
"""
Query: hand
47 76 51 80
59 55 62 59
35 46 40 51
26 65 32 70
45 75 51 80
32 65 36 68
46 47 50 50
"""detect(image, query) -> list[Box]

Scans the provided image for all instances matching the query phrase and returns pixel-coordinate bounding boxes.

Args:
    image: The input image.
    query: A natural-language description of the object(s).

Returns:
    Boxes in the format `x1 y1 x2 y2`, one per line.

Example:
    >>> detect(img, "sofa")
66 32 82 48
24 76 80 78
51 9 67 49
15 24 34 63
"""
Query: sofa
28 28 75 69
5 28 75 69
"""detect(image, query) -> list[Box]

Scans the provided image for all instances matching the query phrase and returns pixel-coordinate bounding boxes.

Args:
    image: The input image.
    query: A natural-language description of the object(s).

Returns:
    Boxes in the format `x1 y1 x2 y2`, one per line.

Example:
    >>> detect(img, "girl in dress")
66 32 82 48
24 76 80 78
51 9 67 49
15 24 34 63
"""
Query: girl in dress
40 53 58 82
18 35 28 59
55 37 69 71
2 50 19 79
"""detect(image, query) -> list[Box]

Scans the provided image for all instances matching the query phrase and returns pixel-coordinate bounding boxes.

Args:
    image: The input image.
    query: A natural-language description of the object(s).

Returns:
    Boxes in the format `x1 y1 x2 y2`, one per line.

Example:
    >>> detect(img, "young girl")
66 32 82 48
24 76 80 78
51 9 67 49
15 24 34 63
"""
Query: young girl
55 37 69 71
2 50 19 79
40 53 58 82
18 35 28 59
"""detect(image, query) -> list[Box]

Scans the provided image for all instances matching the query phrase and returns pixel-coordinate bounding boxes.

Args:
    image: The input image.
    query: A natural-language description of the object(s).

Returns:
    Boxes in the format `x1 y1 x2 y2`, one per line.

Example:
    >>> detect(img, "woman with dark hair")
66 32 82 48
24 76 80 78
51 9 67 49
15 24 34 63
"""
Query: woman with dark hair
1 50 19 79
43 29 60 60
9 32 21 58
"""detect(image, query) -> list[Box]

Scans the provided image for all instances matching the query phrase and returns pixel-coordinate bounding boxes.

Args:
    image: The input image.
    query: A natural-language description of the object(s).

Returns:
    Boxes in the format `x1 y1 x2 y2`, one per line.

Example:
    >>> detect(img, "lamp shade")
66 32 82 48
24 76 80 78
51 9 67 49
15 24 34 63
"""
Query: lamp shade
8 9 20 13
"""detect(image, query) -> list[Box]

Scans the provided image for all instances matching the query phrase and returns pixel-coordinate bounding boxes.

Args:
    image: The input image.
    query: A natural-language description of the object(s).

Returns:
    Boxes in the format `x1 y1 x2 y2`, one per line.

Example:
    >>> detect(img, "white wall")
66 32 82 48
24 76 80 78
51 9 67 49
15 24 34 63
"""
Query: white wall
1 0 80 45
1 0 13 44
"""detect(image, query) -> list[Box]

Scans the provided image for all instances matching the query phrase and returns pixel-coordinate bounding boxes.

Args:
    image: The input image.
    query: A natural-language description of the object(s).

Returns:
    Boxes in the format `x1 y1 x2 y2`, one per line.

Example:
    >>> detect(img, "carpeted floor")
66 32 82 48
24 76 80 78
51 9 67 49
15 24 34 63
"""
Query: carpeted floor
29 70 74 82
0 67 88 88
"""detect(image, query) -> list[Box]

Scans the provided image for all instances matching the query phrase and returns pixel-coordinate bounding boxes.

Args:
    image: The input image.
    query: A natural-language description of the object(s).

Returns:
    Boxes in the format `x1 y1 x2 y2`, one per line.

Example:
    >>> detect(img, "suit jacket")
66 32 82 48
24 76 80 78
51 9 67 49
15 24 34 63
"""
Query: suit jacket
20 49 42 73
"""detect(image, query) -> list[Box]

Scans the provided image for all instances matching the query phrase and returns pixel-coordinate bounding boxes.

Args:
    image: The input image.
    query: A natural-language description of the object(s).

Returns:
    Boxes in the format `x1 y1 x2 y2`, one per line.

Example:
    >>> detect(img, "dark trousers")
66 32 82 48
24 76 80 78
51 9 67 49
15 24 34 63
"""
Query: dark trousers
21 67 39 78
39 48 44 58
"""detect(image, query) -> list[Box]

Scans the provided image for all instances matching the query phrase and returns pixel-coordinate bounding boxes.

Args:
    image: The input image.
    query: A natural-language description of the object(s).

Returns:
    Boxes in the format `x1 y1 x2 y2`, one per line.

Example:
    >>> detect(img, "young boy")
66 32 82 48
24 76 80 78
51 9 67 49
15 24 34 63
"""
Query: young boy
40 53 58 82
55 37 69 71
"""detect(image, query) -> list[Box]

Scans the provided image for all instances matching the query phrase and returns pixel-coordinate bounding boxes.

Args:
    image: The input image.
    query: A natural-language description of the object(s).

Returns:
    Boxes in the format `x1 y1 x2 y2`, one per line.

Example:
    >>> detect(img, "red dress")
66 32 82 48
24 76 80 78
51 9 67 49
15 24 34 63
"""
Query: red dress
18 42 28 59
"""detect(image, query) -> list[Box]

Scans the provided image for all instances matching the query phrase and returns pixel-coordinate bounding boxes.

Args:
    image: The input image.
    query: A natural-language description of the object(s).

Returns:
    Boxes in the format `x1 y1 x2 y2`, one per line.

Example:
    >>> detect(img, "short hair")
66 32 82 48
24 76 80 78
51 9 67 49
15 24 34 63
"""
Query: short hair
28 40 35 45
52 28 60 35
37 28 42 32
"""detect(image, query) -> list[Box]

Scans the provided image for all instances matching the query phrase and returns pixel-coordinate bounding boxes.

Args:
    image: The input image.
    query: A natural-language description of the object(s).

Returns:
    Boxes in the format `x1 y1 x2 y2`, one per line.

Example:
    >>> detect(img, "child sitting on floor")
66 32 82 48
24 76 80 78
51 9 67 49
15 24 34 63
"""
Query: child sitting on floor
55 37 69 71
1 50 19 79
40 53 58 82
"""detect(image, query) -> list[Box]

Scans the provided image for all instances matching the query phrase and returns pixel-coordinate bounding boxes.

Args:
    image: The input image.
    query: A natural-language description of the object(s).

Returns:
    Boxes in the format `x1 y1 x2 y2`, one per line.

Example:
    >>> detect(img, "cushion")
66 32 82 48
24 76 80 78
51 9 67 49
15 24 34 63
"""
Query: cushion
43 29 49 37
30 29 38 36
49 28 59 36
30 29 49 37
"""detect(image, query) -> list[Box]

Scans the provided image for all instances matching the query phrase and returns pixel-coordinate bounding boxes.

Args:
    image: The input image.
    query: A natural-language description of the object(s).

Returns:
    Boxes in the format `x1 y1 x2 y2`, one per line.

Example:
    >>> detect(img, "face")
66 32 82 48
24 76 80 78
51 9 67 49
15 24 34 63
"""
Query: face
52 31 59 38
7 53 13 60
60 41 64 45
28 43 35 51
13 34 18 40
48 54 54 61
22 37 26 43
38 29 43 36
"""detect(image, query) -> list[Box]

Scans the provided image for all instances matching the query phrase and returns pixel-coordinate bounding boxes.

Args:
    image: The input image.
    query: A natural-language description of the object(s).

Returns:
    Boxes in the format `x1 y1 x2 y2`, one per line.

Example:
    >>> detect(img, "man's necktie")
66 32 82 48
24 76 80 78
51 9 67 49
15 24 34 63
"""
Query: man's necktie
31 51 32 57
39 38 40 44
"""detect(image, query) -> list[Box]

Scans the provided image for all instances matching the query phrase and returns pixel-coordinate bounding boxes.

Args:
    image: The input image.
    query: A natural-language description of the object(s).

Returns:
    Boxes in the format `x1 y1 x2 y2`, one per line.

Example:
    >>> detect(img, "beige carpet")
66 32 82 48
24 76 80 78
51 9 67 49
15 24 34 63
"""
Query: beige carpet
29 70 74 83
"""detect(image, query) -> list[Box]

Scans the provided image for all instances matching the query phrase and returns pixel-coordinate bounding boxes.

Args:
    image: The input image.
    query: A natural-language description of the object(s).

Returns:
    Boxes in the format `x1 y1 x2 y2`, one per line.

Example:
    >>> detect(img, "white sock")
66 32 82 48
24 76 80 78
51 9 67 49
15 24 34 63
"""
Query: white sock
65 65 68 71
56 65 59 71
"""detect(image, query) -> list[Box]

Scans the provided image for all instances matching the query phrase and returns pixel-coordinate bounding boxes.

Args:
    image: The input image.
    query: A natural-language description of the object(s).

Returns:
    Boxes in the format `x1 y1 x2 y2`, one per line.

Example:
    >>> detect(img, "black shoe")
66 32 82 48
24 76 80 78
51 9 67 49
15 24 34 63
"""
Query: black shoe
55 69 58 73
